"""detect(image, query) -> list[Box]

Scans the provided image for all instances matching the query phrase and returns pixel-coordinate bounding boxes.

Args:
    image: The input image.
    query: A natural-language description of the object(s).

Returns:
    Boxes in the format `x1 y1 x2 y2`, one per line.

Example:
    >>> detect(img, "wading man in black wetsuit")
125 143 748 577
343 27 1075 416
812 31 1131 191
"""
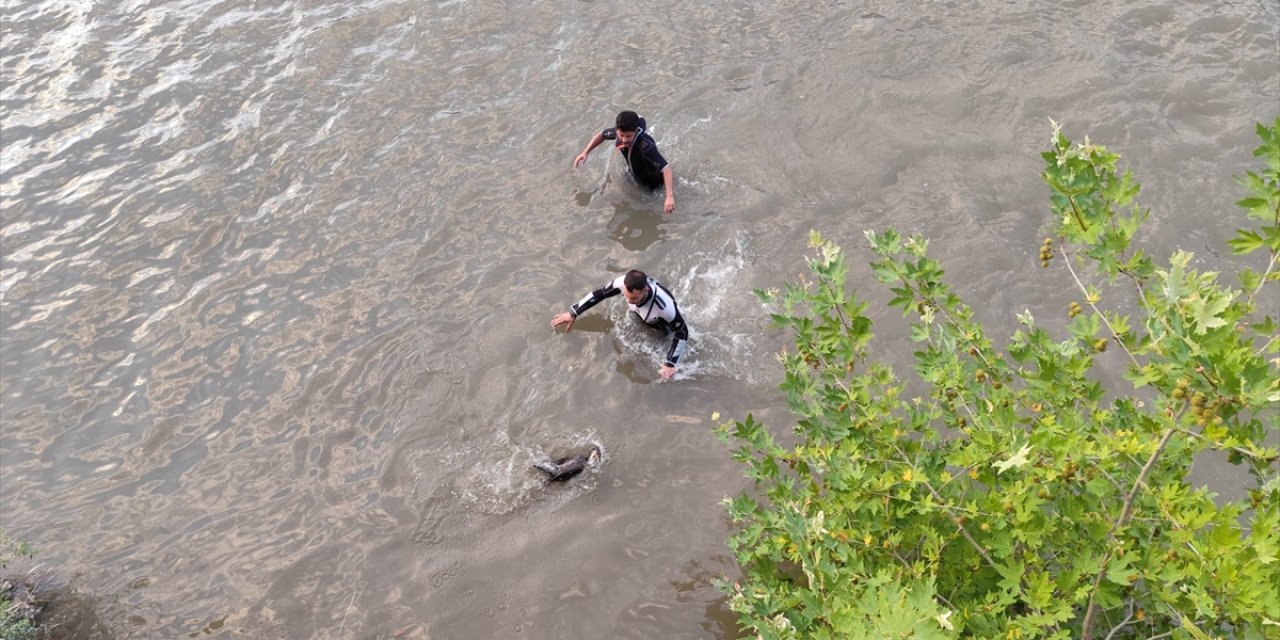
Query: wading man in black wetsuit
573 110 676 214
551 269 689 380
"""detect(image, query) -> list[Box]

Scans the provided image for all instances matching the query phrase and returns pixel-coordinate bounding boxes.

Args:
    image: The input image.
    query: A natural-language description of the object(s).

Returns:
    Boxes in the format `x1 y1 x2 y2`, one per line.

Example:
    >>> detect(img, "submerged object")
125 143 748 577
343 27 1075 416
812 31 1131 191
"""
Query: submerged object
533 446 602 482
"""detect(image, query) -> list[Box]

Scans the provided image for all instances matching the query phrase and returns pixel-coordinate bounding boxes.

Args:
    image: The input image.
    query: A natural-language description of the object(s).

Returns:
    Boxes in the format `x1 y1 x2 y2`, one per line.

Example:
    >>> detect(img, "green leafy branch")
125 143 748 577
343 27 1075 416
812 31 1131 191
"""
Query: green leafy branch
717 121 1280 640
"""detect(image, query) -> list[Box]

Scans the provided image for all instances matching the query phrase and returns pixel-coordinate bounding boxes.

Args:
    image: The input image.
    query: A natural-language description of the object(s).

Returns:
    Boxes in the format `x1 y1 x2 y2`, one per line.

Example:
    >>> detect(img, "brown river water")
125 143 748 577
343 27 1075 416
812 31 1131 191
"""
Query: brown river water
2 0 1277 638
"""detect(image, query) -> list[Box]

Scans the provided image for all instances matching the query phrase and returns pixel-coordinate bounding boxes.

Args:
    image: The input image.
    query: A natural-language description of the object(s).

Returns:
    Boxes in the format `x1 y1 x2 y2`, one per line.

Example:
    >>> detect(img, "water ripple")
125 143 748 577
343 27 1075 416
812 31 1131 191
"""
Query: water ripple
0 0 1275 637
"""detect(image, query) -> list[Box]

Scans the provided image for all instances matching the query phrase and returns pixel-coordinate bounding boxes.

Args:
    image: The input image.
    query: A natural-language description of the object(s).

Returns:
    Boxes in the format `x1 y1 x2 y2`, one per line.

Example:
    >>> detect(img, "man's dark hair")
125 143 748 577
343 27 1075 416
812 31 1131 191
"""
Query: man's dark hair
615 110 641 132
623 269 648 292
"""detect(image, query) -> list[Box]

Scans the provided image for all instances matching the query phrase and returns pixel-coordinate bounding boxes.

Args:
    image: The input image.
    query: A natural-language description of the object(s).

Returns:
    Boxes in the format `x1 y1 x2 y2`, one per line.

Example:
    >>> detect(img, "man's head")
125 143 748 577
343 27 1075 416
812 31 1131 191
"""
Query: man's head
615 110 641 132
622 269 650 304
615 110 641 149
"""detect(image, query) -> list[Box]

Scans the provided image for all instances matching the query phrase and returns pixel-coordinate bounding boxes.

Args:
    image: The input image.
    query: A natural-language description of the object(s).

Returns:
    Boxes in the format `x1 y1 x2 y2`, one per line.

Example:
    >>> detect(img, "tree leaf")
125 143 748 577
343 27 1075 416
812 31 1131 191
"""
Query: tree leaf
1189 294 1231 335
993 444 1033 475
1227 230 1264 255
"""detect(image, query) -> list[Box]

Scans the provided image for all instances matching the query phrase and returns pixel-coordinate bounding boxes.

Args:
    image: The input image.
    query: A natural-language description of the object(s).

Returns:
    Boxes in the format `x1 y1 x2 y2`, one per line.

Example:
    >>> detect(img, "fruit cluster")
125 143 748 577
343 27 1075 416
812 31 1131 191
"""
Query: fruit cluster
1188 387 1223 427
1039 237 1054 267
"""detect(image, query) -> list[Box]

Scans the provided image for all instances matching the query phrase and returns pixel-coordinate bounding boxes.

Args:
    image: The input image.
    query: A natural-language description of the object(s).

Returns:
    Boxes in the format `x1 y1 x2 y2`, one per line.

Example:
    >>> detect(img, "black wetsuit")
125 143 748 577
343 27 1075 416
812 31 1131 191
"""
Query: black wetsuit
600 116 669 190
569 274 689 367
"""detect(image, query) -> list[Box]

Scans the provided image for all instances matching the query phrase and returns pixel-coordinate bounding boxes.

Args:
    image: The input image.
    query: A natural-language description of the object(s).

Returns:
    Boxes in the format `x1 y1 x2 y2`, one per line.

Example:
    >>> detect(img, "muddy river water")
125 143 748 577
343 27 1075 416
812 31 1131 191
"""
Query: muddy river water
2 0 1277 637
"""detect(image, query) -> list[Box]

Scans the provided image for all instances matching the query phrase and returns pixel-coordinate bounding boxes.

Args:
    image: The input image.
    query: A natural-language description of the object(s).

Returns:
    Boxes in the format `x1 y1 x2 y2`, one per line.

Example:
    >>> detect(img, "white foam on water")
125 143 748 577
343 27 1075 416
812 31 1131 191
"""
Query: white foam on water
406 427 605 521
607 231 771 384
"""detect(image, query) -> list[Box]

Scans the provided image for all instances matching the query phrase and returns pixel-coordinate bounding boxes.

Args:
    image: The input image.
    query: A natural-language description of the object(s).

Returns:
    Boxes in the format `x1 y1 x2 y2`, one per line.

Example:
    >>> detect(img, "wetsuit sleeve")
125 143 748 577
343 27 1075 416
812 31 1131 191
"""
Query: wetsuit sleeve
664 310 689 367
569 275 624 317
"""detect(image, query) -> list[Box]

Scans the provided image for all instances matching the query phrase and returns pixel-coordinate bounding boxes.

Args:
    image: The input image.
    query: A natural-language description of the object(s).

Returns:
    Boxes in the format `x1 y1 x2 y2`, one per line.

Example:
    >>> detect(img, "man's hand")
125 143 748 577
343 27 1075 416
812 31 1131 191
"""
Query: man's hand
576 132 605 168
661 165 676 214
659 364 676 380
551 312 577 332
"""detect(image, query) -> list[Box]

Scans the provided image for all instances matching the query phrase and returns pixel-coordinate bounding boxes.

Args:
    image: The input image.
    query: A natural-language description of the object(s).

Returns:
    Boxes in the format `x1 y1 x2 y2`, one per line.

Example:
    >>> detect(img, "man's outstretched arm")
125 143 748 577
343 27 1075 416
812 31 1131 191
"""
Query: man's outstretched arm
574 131 607 168
551 278 623 332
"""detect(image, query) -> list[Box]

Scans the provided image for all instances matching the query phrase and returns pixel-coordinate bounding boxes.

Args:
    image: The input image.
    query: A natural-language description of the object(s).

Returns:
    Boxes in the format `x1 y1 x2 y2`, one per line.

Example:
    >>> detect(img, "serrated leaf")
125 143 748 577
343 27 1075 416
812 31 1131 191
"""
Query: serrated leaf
1124 366 1161 388
1236 196 1269 209
994 444 1033 474
1163 253 1190 303
1180 616 1211 640
1240 269 1262 292
1254 530 1278 565
1106 561 1137 586
871 262 899 284
1228 229 1265 255
935 610 954 631
1189 294 1231 334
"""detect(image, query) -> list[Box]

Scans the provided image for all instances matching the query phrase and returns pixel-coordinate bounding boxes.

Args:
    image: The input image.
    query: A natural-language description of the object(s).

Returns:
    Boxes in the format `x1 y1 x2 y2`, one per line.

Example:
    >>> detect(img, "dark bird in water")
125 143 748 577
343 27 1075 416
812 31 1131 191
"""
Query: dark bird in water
533 446 602 482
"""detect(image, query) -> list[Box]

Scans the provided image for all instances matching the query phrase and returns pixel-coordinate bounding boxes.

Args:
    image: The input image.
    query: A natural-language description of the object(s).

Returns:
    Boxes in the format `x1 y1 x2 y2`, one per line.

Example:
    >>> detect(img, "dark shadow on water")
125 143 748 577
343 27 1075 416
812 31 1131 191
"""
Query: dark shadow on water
34 587 115 639
670 557 745 640
613 359 654 385
564 315 613 333
606 201 668 252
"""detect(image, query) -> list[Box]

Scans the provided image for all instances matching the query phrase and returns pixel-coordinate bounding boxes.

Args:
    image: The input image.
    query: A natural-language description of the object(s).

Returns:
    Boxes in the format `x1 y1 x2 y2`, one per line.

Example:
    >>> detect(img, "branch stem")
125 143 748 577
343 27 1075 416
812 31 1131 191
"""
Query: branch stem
1248 250 1277 304
1060 246 1142 370
891 444 1000 572
1080 428 1176 640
